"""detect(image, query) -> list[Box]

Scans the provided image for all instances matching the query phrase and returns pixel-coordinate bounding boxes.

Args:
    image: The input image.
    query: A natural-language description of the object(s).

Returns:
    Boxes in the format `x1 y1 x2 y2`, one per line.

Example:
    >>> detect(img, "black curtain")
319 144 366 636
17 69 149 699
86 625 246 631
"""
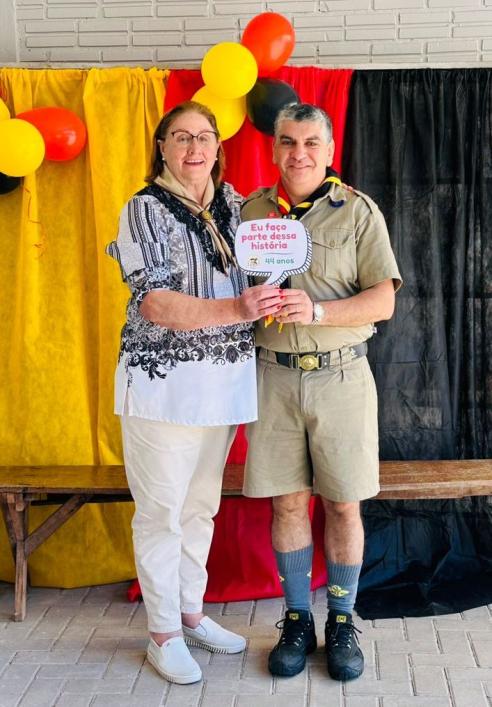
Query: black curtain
342 69 492 617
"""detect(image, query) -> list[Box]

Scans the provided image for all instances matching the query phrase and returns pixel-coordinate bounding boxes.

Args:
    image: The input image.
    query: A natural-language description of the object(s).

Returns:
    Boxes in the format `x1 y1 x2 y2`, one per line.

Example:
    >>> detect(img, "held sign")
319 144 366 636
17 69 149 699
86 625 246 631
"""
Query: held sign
235 218 312 285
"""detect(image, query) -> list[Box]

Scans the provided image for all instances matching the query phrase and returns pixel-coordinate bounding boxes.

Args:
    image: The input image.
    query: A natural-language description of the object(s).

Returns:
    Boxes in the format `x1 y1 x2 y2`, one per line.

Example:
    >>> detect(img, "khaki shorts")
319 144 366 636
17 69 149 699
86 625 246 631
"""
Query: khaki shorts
244 348 380 502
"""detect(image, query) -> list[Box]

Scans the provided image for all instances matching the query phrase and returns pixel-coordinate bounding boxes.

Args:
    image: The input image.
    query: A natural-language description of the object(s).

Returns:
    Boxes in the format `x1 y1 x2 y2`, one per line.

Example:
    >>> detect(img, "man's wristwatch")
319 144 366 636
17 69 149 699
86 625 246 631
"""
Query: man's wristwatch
311 301 325 325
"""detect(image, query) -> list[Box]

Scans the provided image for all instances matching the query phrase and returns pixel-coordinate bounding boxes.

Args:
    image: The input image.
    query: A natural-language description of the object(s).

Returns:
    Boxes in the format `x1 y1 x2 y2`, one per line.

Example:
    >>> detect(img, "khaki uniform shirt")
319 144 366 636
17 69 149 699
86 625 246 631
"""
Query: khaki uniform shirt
241 181 402 354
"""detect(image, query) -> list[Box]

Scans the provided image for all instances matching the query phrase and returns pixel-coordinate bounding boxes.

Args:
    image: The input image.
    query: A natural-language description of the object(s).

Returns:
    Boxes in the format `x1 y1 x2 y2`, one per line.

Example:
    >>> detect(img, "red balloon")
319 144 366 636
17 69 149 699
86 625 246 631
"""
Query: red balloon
241 13 295 76
17 107 87 161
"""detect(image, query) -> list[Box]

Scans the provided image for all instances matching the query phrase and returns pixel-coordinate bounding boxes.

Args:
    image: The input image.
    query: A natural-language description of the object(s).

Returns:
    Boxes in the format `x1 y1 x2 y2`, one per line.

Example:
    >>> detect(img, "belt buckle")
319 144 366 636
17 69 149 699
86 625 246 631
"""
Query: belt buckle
298 354 319 371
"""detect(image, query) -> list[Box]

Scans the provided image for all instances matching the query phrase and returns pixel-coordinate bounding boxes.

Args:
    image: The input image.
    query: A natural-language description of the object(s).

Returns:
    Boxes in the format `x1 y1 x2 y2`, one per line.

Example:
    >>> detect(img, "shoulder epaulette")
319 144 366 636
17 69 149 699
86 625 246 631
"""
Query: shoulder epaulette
351 188 379 215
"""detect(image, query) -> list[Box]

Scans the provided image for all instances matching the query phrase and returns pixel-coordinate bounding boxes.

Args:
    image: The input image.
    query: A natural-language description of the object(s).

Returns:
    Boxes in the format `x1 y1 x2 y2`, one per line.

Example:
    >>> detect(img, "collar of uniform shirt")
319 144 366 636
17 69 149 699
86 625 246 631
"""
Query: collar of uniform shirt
276 167 343 220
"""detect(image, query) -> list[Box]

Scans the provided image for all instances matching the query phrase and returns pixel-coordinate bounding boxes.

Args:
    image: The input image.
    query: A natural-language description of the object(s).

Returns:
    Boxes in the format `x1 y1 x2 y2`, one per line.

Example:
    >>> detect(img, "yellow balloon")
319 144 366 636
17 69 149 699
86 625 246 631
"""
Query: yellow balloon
0 119 45 176
201 42 258 100
192 86 246 141
0 99 10 121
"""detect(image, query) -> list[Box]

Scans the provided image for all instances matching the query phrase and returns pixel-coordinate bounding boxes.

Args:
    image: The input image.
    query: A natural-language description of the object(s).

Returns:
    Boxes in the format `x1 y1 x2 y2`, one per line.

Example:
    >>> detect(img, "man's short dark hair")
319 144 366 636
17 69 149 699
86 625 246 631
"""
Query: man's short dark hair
274 103 333 143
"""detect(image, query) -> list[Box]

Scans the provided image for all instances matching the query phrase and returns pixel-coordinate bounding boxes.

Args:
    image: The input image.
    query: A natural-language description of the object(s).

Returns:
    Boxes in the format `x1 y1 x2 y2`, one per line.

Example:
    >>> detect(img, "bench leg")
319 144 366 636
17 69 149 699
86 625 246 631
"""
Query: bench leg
5 494 28 622
14 535 27 622
0 498 16 562
1 492 92 622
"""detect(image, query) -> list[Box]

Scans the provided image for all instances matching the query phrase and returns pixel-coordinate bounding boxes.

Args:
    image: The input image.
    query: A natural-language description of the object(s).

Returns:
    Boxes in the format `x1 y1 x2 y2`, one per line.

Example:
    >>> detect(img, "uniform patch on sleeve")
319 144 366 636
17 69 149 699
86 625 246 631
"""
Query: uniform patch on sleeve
328 584 350 598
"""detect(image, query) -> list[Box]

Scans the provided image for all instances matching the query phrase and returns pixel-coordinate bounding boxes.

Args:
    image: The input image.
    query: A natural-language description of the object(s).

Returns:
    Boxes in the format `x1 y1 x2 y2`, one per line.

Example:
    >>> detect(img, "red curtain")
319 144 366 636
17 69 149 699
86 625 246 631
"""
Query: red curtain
165 66 353 194
129 67 354 604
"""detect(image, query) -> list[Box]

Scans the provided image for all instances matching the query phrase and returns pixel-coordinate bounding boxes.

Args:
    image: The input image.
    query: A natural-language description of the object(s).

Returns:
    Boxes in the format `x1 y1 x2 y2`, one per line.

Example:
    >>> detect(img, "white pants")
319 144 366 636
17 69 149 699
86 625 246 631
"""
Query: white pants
121 415 236 632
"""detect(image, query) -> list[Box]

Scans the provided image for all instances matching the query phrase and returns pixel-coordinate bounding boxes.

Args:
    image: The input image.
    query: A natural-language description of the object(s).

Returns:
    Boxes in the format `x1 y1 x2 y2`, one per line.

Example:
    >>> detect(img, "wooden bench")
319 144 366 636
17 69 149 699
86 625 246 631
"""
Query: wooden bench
1 460 491 622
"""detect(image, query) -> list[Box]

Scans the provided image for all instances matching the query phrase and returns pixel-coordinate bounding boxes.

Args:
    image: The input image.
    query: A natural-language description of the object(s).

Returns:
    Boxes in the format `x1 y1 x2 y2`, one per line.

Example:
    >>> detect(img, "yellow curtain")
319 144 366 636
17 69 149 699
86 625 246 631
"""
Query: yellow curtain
0 67 168 586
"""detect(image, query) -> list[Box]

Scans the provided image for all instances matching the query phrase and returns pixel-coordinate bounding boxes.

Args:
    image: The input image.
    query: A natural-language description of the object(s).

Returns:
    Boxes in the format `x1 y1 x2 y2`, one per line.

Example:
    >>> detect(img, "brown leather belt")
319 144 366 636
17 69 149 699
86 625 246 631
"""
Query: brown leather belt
274 342 368 371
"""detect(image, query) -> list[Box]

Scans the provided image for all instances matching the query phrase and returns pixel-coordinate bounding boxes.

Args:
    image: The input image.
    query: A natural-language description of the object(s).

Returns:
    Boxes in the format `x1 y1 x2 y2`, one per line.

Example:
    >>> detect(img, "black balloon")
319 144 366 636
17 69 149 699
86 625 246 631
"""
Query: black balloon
246 79 299 135
0 172 21 195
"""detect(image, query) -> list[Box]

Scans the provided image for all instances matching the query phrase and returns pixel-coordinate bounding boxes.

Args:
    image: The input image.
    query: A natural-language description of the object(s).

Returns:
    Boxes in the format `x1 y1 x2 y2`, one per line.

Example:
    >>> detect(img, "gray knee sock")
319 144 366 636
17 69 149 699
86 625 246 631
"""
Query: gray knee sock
326 562 362 614
275 545 313 612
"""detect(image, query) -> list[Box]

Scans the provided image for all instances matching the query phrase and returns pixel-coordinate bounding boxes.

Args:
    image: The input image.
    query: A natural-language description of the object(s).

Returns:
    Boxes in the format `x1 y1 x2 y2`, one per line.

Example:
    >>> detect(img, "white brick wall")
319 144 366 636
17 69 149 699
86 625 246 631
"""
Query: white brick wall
2 0 492 67
0 0 17 61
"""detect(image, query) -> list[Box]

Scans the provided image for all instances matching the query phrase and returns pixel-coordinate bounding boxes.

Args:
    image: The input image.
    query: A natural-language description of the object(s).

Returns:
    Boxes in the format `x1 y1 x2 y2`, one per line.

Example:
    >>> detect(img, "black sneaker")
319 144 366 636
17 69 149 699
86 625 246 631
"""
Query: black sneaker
268 609 317 677
325 610 364 681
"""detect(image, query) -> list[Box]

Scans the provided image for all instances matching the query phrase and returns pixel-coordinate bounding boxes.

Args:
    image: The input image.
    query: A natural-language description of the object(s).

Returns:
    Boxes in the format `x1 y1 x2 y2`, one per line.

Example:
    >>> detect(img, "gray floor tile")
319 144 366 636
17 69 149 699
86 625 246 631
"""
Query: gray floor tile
0 580 490 707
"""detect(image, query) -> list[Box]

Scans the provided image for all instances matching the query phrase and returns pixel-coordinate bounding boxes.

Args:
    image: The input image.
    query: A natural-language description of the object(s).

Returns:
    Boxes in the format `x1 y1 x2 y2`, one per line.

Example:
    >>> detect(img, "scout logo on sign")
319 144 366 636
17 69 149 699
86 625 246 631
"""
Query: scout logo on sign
235 218 312 286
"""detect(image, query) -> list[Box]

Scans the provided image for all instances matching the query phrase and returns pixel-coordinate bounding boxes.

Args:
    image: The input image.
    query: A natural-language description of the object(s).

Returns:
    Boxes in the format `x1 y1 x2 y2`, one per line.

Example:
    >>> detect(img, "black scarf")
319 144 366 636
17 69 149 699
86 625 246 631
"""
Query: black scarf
137 183 235 275
277 167 342 220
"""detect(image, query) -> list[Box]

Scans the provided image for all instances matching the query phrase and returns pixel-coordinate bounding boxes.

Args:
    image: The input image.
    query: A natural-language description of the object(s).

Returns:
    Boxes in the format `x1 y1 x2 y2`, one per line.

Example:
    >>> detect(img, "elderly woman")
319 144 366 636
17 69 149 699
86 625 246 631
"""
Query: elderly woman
107 101 281 685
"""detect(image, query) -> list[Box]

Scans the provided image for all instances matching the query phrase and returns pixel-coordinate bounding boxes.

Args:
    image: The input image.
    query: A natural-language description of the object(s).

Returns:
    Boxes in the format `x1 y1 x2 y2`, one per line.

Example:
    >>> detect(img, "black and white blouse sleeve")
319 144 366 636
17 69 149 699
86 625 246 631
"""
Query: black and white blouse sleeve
106 195 172 303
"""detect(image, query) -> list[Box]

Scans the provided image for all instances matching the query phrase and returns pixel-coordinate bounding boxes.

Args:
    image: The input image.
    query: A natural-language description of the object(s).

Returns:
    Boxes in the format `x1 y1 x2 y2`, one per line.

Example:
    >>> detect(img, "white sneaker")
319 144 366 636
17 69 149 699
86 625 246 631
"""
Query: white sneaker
182 616 246 654
146 636 202 684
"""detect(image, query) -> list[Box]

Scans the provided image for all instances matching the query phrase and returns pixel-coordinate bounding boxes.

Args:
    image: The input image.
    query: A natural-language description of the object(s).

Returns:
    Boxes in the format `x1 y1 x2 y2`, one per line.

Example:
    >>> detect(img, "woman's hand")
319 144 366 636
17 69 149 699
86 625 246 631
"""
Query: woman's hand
236 285 284 322
274 289 314 326
138 285 284 330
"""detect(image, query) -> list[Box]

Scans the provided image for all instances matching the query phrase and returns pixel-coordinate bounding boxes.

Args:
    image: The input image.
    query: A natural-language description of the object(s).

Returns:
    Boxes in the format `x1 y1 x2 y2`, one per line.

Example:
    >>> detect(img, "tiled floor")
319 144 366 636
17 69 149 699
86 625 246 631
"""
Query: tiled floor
0 581 491 706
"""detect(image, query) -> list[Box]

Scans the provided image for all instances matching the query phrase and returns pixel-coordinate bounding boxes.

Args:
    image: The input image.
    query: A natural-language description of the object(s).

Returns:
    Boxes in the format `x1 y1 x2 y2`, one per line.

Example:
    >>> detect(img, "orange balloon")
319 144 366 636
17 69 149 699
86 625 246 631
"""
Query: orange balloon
241 13 295 76
17 107 87 161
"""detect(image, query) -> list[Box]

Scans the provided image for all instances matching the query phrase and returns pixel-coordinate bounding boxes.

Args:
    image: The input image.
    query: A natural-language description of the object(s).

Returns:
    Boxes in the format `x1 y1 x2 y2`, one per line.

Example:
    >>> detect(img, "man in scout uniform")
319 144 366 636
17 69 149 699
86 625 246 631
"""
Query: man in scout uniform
241 103 402 681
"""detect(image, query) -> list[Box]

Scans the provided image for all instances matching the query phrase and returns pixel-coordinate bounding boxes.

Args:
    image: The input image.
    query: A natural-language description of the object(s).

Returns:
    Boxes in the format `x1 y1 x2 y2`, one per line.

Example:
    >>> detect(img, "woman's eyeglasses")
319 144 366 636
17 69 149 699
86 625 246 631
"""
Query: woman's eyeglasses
168 130 218 148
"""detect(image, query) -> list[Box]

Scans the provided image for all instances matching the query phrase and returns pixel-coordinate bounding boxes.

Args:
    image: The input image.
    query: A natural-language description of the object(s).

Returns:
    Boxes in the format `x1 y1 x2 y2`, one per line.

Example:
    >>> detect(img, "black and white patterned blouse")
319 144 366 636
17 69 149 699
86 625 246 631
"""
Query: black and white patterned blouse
106 182 257 426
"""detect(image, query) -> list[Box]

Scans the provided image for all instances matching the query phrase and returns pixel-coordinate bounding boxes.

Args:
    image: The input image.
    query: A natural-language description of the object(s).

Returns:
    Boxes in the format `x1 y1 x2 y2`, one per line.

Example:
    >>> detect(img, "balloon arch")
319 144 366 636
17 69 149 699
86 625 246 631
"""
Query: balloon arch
193 12 298 140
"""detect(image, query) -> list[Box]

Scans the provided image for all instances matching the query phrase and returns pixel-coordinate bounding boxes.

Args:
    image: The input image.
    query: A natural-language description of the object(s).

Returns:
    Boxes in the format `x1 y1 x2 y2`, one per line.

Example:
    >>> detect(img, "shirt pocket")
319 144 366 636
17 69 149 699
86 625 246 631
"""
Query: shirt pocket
310 227 357 283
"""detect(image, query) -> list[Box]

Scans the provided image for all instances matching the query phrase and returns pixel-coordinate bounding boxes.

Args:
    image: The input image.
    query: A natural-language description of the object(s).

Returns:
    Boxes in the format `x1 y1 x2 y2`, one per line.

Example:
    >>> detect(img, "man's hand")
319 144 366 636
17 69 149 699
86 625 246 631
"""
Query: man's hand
236 285 283 322
273 279 396 329
275 289 313 326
